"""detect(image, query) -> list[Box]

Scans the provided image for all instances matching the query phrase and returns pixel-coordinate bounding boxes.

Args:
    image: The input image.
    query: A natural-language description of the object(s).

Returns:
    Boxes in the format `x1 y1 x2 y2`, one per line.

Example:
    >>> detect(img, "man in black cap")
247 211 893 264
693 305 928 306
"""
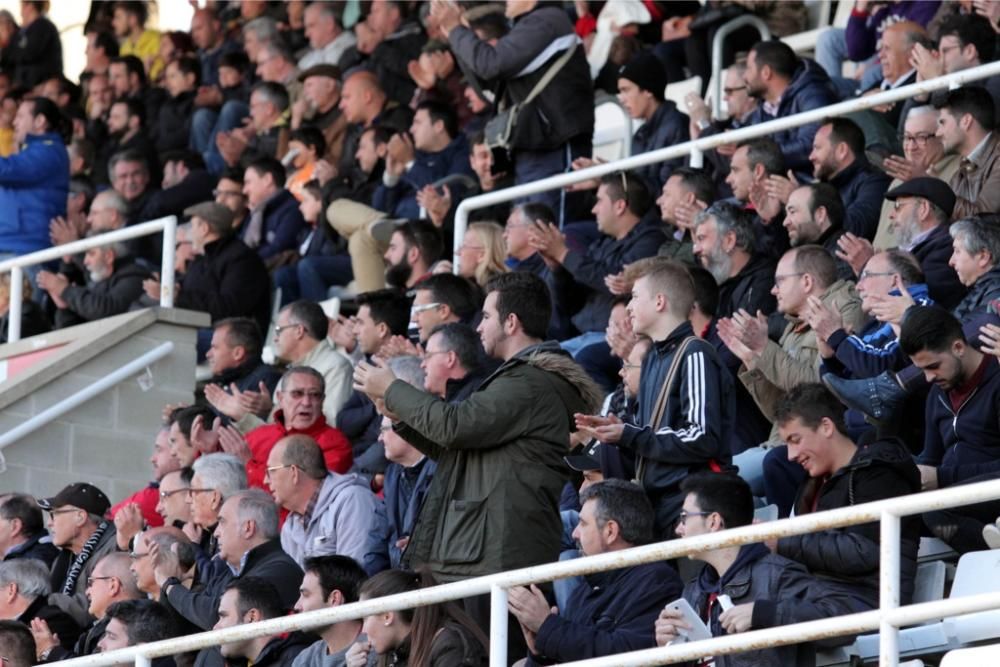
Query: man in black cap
884 177 967 310
39 483 118 626
292 64 347 166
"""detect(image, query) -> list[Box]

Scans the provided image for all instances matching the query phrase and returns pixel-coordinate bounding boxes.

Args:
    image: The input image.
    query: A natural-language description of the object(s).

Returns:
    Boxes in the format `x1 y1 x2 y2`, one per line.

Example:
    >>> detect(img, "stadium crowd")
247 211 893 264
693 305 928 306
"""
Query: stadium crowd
2 0 1000 665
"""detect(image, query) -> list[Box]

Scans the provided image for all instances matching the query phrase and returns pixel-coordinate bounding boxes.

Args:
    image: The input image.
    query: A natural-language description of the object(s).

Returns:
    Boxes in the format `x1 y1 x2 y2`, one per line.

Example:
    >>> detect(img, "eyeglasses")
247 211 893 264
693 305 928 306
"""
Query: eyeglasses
859 270 897 281
900 132 936 146
677 510 714 524
129 551 151 560
411 302 442 314
621 363 642 370
285 389 324 400
265 463 295 479
723 85 747 95
187 487 216 496
274 322 302 335
213 188 244 198
892 199 919 210
87 576 116 586
47 508 82 518
773 272 805 284
159 488 189 499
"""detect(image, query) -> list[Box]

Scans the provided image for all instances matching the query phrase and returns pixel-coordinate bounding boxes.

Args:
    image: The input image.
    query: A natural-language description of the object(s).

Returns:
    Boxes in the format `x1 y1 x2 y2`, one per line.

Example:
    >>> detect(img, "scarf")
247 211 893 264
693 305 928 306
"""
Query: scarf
62 520 109 595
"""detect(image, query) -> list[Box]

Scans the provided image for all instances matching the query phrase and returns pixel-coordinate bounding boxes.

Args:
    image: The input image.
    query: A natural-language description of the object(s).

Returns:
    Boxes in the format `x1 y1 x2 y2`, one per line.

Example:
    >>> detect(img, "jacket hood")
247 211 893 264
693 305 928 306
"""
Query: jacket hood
696 542 771 594
838 437 921 500
784 58 835 102
313 472 371 516
520 343 605 413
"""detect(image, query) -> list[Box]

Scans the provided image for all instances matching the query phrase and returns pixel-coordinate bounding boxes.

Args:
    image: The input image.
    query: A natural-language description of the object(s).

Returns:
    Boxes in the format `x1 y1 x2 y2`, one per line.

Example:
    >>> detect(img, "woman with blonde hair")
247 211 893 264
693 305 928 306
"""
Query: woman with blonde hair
457 222 507 289
0 272 49 343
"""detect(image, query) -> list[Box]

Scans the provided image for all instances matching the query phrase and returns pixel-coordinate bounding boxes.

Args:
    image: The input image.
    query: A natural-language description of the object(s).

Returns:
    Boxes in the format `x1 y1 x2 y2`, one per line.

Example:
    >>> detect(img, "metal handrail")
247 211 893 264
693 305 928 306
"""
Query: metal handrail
711 15 771 120
52 477 1000 667
0 216 177 343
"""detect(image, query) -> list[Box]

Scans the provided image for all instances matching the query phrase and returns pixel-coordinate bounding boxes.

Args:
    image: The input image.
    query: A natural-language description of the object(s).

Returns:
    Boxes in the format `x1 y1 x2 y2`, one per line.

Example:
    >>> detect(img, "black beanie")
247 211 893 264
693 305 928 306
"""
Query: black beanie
617 51 667 102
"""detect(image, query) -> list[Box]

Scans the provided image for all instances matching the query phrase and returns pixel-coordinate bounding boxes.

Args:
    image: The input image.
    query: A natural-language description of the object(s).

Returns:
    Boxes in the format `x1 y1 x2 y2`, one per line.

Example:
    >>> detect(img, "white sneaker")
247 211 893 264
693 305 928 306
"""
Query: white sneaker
982 523 1000 549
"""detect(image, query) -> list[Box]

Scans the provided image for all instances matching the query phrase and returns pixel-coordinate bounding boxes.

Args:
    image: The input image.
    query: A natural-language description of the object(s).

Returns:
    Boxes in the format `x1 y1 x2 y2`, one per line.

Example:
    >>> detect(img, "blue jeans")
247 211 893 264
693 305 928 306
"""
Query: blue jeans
560 331 607 357
274 255 353 306
762 446 808 518
191 101 250 175
555 510 584 611
816 28 882 98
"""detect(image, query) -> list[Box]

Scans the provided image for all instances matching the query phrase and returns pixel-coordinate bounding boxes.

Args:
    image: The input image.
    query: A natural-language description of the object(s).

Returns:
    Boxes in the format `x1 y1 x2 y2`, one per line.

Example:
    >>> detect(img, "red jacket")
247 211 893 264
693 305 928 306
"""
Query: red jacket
110 484 164 528
244 412 352 490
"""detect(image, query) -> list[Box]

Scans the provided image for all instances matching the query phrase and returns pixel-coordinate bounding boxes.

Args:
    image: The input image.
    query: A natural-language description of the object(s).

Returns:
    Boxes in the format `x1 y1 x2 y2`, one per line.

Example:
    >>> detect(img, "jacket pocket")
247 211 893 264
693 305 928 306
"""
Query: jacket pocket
440 499 487 565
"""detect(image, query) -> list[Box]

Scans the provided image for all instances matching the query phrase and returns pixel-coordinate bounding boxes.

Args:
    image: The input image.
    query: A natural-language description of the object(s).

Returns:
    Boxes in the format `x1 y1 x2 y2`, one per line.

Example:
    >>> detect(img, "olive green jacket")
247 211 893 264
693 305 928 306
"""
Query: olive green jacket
385 342 603 580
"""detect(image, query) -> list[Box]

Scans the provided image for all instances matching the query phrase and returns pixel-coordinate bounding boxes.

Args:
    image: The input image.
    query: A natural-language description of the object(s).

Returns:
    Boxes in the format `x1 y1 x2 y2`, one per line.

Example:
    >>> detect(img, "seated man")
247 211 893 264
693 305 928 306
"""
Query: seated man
656 473 842 664
777 183 853 281
95 599 177 653
110 428 178 539
184 453 247 557
0 560 80 652
654 167 715 265
214 578 312 667
130 528 197 603
241 156 306 263
938 87 1000 219
37 238 149 329
509 479 682 665
167 405 216 468
203 317 281 403
775 384 920 614
0 621 35 667
420 322 491 403
0 493 58 566
155 468 193 530
409 273 480 345
267 435 376 568
382 219 442 291
901 306 1000 554
291 555 367 667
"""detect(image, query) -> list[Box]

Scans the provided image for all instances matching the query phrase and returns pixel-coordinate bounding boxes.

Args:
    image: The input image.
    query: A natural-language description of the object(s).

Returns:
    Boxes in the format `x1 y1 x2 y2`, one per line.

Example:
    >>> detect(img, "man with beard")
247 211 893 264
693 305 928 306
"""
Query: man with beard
937 87 1000 220
292 65 347 166
779 183 853 281
93 98 156 187
382 219 441 289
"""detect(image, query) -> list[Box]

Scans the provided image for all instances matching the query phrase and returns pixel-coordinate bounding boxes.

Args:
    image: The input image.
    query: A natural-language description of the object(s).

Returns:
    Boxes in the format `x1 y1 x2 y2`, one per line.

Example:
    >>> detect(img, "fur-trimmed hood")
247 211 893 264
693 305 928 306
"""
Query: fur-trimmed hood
522 344 606 414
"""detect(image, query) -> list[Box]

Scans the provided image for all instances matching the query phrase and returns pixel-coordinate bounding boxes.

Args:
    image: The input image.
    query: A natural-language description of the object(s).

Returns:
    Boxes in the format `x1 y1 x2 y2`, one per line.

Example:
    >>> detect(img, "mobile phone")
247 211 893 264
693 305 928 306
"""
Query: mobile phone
665 598 713 642
865 144 902 172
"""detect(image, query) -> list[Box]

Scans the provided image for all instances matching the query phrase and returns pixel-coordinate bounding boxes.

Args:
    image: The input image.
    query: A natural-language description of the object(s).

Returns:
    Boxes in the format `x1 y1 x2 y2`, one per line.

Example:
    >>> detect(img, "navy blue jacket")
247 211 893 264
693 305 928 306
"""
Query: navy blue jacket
618 321 735 534
528 561 682 665
912 223 966 311
3 532 58 566
555 215 666 334
920 356 1000 488
364 456 437 575
953 266 1000 323
372 133 474 219
632 100 689 195
255 189 307 260
828 158 891 241
744 59 839 176
0 132 68 254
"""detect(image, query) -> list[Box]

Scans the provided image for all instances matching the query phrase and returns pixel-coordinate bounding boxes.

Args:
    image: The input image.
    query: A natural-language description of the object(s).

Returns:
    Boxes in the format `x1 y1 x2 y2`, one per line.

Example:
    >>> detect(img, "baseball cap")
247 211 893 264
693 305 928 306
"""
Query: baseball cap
38 482 111 517
564 441 603 472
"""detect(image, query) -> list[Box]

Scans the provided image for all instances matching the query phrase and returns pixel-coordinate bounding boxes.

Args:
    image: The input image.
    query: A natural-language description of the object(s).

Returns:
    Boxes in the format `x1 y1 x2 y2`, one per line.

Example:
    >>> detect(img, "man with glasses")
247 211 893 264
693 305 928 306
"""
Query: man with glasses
213 168 249 231
40 484 118 627
185 454 247 557
0 560 81 653
108 428 179 550
409 273 479 345
0 494 58 567
129 527 194 602
155 469 192 530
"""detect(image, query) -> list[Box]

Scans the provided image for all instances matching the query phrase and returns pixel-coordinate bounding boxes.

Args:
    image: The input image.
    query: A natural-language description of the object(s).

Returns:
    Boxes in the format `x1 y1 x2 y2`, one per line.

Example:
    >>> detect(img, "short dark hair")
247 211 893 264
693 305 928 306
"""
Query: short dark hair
791 245 837 289
170 55 201 87
937 85 996 132
363 124 393 147
105 599 177 645
357 289 413 336
578 479 654 545
246 156 286 190
750 40 798 79
823 117 865 157
773 383 848 435
89 30 119 58
115 1 149 26
671 167 716 206
899 305 965 356
219 166 243 186
214 317 263 361
415 100 459 139
938 14 995 64
110 55 147 87
160 149 204 172
175 405 216 441
285 300 328 340
680 473 754 529
468 10 508 41
427 322 483 372
0 494 44 537
219 49 251 75
484 272 552 340
113 97 146 126
518 202 556 226
804 182 845 228
0 620 35 667
303 555 368 604
224 577 285 620
599 170 653 218
738 138 785 176
290 126 327 159
414 273 480 322
28 96 62 136
689 266 719 318
395 219 443 267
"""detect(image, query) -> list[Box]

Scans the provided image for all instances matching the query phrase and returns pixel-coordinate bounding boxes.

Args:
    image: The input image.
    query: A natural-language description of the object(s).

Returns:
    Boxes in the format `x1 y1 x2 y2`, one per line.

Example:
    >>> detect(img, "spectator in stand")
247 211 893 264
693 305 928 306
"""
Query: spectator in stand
145 202 270 342
409 274 480 345
291 555 368 667
864 22 925 128
0 560 80 653
911 13 1000 111
109 428 177 534
108 150 156 227
575 258 733 537
724 138 791 259
185 454 246 555
777 183 853 281
168 405 217 469
775 384 921 616
140 150 216 225
128 527 193 603
743 40 839 178
873 106 961 251
0 97 68 264
936 86 1000 219
189 7 235 89
336 71 413 187
292 65 347 168
155 468 192 530
421 322 492 404
433 0 594 223
214 578 312 667
510 480 682 666
241 157 307 264
0 622 34 667
655 167 716 265
112 1 162 79
656 473 836 665
84 30 118 77
267 434 376 568
96 99 156 188
255 40 302 107
0 494 58 566
204 317 282 403
9 1 61 88
214 168 249 231
383 219 443 291
108 55 166 135
37 237 149 329
153 56 198 154
95 599 177 653
359 0 425 107
41 483 117 627
456 222 506 291
217 82 290 169
299 2 356 71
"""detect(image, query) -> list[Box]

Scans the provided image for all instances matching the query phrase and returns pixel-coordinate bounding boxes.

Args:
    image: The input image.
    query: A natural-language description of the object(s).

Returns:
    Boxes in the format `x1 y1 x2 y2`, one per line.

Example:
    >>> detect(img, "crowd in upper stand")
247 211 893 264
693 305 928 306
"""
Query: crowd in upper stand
2 1 1000 666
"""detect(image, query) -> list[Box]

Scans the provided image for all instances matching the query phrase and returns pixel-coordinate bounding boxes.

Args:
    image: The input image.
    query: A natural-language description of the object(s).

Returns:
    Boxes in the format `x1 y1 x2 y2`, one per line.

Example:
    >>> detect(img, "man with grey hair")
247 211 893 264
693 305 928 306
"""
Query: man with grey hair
255 41 302 107
507 480 682 664
0 559 81 652
298 2 356 70
242 17 280 63
188 453 247 553
266 434 376 568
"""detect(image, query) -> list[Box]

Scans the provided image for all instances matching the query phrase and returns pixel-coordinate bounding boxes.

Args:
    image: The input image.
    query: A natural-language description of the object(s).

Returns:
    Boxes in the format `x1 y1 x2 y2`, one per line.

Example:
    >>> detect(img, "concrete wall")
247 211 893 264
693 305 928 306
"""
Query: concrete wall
0 308 208 502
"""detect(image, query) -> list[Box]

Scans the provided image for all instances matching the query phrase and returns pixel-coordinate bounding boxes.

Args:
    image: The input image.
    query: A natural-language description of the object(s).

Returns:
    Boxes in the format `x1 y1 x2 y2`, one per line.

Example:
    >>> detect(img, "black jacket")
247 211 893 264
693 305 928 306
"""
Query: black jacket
778 438 921 608
18 595 81 653
56 258 151 328
2 531 58 566
952 266 1000 323
175 234 271 335
153 90 195 153
632 100 690 195
139 170 217 223
43 616 108 662
911 223 966 312
717 253 777 319
817 223 854 282
369 22 425 106
529 561 682 665
245 632 315 667
0 299 50 343
10 16 62 88
449 5 594 152
828 158 892 242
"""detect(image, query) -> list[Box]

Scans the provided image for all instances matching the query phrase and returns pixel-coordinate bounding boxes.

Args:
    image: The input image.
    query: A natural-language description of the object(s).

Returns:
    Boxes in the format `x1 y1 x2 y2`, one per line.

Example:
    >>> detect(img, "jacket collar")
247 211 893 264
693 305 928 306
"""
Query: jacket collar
653 320 695 351
830 158 865 189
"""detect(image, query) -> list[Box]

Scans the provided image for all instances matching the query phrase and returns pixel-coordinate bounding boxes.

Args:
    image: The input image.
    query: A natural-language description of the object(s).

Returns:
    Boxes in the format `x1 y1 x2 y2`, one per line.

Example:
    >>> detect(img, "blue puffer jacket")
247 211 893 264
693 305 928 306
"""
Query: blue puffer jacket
744 59 839 176
0 132 69 254
372 133 474 219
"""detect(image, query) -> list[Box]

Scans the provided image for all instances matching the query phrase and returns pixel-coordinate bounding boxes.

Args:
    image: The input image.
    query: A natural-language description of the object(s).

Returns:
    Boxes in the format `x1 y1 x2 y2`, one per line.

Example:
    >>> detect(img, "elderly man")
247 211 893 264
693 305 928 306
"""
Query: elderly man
41 484 117 627
867 22 925 128
298 3 356 71
129 527 193 602
0 494 58 565
293 64 347 166
0 560 80 652
186 453 247 555
108 150 156 226
218 82 290 167
155 469 192 529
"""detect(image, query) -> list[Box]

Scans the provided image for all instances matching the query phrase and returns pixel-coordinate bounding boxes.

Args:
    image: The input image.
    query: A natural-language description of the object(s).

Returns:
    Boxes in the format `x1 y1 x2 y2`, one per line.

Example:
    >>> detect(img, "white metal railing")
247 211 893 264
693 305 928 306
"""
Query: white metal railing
53 477 1000 667
452 59 1000 267
0 216 177 343
710 15 771 120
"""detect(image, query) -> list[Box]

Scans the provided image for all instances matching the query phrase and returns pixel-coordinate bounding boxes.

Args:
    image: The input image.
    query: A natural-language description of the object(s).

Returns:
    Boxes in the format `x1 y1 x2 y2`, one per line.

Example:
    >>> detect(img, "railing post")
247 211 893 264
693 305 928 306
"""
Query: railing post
711 16 771 119
879 511 901 667
159 216 176 308
490 584 508 667
8 265 22 343
689 145 704 169
134 653 150 667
